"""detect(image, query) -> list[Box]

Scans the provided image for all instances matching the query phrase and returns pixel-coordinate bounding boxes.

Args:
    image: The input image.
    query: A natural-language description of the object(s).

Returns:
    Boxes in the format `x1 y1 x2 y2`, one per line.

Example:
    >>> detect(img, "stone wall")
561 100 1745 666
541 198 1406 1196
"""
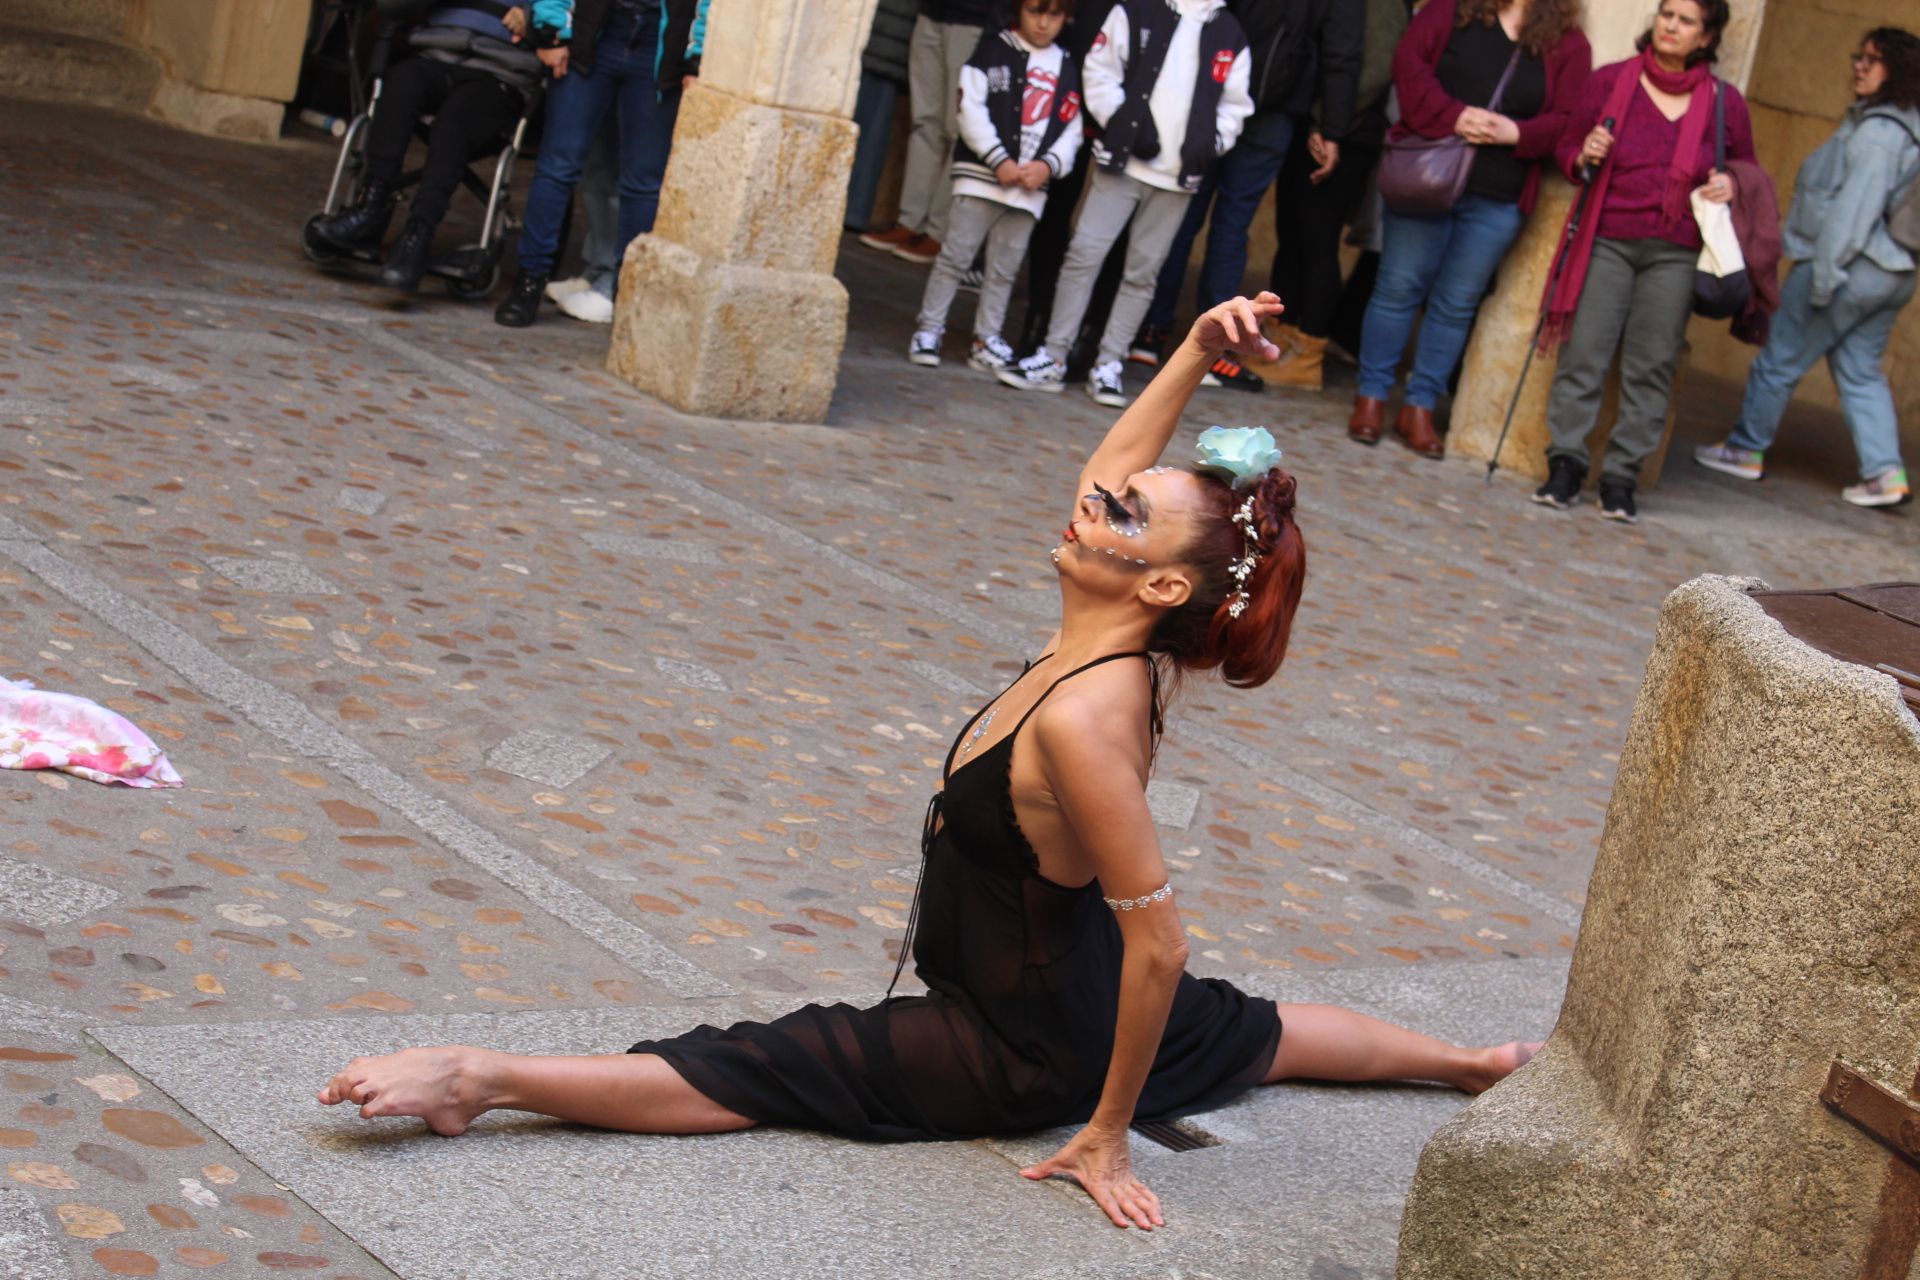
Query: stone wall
1685 0 1920 420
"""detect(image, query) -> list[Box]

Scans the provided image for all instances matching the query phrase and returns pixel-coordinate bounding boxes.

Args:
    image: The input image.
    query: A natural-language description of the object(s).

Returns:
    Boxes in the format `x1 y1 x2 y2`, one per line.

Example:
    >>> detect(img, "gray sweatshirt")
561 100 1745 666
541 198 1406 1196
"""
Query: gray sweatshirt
1781 100 1920 306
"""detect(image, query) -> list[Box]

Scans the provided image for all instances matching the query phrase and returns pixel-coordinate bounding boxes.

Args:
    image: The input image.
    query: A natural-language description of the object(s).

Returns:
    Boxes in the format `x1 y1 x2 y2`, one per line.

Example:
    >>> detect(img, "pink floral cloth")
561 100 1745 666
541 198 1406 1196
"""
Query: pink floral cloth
0 677 183 788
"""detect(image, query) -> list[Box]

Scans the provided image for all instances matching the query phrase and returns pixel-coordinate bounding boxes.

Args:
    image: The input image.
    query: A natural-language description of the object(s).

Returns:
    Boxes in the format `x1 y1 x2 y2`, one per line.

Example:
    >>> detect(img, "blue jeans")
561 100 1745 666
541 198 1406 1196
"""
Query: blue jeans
845 72 898 232
1356 192 1526 408
1143 109 1295 332
579 116 622 298
1729 258 1916 478
516 5 681 279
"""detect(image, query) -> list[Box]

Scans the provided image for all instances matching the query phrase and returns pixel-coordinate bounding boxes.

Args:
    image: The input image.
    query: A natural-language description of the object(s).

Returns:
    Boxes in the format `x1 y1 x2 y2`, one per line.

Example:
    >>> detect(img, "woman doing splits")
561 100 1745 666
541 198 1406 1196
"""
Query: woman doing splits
318 294 1539 1231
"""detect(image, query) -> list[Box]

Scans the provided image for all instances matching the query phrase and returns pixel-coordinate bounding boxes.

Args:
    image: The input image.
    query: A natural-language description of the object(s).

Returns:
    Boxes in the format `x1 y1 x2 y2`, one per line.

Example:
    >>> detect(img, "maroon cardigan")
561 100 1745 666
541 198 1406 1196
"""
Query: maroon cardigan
1391 0 1593 214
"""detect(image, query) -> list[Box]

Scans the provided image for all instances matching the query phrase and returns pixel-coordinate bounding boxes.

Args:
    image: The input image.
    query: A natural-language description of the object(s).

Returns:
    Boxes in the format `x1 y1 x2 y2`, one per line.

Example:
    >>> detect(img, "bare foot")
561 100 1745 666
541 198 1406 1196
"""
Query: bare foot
316 1045 503 1136
1459 1040 1544 1095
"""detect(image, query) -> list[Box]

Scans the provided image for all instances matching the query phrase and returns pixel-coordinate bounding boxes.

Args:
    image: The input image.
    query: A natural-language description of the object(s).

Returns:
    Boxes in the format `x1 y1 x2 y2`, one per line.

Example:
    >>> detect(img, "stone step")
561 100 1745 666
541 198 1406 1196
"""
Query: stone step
0 24 160 114
14 0 132 41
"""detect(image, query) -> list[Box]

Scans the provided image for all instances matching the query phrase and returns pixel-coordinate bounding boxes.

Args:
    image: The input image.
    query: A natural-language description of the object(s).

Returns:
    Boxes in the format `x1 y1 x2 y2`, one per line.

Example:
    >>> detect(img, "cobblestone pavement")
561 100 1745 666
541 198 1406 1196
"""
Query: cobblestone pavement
0 98 1912 1279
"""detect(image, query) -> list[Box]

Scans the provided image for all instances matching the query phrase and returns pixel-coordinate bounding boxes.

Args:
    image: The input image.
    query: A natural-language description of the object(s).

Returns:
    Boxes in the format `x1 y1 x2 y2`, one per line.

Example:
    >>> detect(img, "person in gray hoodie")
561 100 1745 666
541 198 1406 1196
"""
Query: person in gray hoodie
1696 26 1920 508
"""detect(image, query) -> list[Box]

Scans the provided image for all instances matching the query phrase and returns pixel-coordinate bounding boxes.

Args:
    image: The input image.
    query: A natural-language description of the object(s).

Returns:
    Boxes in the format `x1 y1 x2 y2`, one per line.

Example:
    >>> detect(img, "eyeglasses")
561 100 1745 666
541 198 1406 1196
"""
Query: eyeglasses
1851 51 1884 67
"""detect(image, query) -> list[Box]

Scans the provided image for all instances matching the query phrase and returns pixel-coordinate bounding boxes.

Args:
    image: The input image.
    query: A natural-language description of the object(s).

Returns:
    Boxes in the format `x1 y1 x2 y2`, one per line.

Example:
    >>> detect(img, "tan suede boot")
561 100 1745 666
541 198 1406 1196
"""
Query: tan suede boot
1262 332 1326 391
1244 319 1302 381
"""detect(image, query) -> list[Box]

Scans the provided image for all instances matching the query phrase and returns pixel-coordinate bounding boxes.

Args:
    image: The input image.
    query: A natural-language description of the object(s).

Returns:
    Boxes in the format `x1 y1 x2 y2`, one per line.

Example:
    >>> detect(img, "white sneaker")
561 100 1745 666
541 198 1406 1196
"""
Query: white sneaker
908 330 942 367
997 350 1066 393
1085 359 1128 408
967 334 1015 373
559 289 614 324
1841 467 1912 508
544 276 590 303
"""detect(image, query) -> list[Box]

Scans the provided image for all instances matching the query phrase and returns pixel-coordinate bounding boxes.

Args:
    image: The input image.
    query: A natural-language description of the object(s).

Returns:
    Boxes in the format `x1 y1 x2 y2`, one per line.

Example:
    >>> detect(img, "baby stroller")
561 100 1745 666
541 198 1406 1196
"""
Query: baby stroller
301 0 544 299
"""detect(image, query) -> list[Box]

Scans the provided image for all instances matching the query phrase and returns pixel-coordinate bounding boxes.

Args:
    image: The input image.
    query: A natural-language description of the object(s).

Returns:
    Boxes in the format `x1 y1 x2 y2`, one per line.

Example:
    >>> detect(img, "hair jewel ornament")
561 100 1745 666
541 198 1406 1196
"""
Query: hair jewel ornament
1226 494 1260 619
1193 425 1283 485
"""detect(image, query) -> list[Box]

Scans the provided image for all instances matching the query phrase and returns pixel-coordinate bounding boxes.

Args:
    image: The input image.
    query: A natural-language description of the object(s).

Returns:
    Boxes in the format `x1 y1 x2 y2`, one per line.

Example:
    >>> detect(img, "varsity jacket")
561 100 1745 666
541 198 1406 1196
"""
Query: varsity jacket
1084 0 1254 193
950 28 1084 216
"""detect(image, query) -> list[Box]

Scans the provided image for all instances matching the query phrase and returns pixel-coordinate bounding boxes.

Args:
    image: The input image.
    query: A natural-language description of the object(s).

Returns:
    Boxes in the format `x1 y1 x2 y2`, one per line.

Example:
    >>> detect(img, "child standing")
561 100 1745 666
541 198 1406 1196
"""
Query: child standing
909 0 1084 372
998 0 1253 407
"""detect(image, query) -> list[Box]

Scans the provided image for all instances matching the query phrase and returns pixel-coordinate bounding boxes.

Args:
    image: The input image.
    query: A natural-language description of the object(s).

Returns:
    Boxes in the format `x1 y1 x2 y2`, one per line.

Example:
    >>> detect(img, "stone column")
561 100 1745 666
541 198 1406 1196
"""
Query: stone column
138 0 307 140
1447 1 1766 477
608 0 876 423
1395 576 1920 1279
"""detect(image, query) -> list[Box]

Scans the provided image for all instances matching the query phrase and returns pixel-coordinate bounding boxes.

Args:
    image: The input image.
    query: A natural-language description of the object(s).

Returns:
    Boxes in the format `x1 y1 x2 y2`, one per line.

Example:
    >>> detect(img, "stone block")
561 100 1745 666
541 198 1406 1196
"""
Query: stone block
1749 6 1860 118
655 82 858 277
699 0 873 117
608 234 848 423
1396 576 1920 1280
150 76 285 142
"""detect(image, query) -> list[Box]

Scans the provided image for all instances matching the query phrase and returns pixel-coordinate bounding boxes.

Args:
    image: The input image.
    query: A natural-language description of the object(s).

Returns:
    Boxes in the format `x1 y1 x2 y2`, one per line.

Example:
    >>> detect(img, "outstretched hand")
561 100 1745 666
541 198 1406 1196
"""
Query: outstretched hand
1021 1123 1165 1230
1190 292 1285 362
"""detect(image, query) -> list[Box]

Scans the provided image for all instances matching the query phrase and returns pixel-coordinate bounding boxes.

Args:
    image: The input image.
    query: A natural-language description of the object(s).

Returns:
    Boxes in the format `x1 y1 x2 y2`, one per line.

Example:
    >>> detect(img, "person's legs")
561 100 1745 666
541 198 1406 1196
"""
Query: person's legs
1401 193 1524 409
973 205 1036 341
1596 239 1696 483
610 7 677 276
1354 208 1453 401
1823 260 1916 479
1141 178 1218 335
1018 151 1090 348
845 72 900 232
1542 237 1639 468
1263 1005 1538 1095
576 115 624 293
896 16 955 236
318 1046 754 1137
1193 110 1294 311
915 194 999 335
1096 183 1194 368
1266 129 1314 306
921 22 979 244
514 53 620 278
1726 263 1830 454
361 57 450 184
1044 167 1145 360
409 71 524 231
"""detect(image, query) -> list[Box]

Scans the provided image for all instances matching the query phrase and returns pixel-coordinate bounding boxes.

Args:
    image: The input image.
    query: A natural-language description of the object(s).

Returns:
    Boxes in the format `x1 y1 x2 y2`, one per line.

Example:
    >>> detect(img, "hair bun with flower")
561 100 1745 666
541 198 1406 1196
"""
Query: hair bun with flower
1193 425 1283 485
1193 427 1288 618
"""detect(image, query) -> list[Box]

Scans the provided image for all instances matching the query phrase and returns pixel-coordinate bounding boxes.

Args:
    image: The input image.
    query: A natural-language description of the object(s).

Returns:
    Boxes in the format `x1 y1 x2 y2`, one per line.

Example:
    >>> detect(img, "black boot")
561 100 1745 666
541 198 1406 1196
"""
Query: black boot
311 180 396 252
1531 455 1588 510
378 219 434 294
494 270 548 328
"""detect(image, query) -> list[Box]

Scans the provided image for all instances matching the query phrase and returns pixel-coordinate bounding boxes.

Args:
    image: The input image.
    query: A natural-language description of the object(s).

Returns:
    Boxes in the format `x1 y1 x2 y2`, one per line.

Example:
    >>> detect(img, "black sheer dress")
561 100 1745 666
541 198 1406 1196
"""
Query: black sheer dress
627 653 1282 1140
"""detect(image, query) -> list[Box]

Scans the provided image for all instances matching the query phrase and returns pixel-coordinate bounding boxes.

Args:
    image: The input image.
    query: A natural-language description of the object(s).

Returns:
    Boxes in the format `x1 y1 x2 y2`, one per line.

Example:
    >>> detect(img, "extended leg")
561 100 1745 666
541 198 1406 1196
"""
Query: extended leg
318 1046 755 1136
1262 1003 1539 1095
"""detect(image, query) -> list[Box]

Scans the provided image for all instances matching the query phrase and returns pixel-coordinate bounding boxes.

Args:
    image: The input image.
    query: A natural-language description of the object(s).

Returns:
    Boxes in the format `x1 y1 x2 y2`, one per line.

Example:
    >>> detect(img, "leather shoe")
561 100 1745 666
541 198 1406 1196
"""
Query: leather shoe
1348 395 1385 445
1395 404 1445 458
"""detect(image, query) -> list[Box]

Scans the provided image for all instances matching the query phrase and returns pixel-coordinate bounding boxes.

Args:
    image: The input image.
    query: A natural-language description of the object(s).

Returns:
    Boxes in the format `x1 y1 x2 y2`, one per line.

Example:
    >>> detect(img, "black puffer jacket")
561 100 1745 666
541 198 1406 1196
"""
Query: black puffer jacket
920 0 993 26
1230 0 1361 138
863 0 920 85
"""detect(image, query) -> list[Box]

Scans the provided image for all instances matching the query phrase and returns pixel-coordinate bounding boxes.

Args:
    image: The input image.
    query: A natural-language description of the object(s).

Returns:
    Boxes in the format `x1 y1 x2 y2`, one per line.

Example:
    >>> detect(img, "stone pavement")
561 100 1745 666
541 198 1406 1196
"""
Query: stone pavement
0 97 1911 1279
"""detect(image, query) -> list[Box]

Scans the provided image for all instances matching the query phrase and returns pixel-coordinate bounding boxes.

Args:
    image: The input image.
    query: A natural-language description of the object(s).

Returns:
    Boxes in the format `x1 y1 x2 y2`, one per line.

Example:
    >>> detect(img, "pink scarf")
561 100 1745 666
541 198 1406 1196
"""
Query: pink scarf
1540 48 1715 348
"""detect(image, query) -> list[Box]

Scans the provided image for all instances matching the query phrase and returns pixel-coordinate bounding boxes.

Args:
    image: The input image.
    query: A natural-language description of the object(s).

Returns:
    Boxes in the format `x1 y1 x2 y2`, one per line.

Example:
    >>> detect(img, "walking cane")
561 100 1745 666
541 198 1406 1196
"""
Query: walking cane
1485 117 1614 482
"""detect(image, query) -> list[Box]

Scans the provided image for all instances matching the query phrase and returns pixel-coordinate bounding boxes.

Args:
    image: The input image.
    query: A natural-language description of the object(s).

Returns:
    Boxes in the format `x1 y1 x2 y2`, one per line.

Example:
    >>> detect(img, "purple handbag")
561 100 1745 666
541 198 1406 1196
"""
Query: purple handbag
1378 46 1523 217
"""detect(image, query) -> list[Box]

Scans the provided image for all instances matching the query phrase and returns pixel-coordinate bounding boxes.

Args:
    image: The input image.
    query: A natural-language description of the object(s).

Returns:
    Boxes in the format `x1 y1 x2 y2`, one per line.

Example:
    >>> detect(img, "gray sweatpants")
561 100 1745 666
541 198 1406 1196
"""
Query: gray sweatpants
1046 167 1194 368
1545 236 1698 482
897 16 980 242
915 194 1036 340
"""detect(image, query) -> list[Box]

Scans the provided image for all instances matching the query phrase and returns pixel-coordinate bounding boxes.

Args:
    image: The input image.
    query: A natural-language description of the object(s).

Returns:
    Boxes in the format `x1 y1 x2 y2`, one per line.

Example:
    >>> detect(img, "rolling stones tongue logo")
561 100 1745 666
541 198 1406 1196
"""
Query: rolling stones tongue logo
1022 67 1059 126
1211 48 1235 84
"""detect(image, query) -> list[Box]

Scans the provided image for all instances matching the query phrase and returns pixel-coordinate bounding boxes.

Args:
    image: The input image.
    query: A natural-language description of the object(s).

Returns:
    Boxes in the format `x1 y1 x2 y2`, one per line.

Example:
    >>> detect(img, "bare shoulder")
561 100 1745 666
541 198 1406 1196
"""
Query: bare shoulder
1029 658 1153 771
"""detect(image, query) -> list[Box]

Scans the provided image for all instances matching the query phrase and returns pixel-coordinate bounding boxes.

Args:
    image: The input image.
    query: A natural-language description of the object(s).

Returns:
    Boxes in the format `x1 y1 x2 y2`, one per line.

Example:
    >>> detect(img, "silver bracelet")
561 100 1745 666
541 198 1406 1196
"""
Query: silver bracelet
1104 883 1173 912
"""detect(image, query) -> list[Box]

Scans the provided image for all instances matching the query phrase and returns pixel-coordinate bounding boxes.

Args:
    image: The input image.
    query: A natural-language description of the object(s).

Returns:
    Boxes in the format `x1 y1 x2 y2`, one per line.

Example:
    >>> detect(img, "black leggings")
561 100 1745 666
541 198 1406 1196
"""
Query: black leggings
364 57 524 230
1267 131 1380 340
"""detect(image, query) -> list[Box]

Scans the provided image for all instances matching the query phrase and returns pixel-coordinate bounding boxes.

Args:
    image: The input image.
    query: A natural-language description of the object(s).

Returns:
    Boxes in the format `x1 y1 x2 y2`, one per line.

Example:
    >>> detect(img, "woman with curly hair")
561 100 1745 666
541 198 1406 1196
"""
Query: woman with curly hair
314 295 1539 1231
1348 0 1591 458
1696 26 1920 508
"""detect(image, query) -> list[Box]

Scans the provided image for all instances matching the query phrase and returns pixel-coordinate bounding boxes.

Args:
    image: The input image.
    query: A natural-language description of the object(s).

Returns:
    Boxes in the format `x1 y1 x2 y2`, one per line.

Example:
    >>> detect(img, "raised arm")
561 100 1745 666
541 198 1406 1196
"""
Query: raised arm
1076 293 1285 503
1020 686 1184 1230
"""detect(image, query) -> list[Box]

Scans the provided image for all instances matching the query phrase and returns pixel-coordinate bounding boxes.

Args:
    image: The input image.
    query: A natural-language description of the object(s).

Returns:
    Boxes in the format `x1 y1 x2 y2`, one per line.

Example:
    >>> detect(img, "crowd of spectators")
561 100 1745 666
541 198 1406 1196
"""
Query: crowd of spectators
309 0 1920 519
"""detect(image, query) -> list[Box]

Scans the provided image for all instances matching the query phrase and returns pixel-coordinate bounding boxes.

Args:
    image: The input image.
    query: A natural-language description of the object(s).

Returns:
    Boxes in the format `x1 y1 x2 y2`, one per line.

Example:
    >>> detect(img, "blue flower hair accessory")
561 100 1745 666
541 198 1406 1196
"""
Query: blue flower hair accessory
1193 426 1283 485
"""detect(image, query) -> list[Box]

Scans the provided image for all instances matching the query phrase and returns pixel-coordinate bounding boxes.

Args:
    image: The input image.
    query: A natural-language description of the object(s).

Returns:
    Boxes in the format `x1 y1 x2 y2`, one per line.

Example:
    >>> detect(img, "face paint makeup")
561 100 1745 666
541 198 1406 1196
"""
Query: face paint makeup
1088 482 1147 538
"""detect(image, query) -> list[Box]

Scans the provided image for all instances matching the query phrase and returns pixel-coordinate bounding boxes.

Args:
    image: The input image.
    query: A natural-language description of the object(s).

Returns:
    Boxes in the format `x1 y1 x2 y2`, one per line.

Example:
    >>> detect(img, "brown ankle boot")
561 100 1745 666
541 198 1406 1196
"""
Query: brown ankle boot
1394 404 1445 458
1348 395 1385 444
1264 333 1326 391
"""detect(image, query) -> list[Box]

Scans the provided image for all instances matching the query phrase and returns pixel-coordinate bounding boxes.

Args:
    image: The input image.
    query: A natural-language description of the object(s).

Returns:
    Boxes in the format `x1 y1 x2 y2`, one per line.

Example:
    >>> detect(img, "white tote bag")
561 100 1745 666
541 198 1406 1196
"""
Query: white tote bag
1692 84 1750 319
